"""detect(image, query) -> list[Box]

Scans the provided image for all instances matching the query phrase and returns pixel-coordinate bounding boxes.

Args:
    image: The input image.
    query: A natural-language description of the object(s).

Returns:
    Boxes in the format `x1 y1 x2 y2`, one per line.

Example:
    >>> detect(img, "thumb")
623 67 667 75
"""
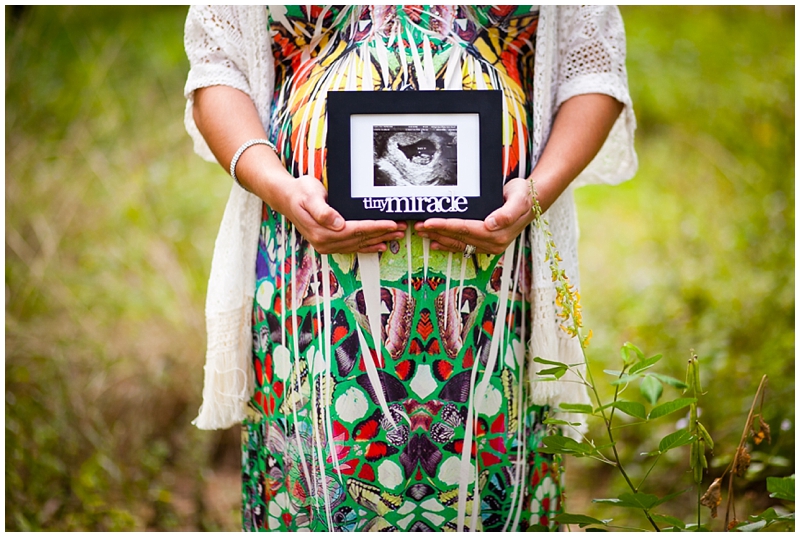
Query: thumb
302 186 345 231
486 183 529 231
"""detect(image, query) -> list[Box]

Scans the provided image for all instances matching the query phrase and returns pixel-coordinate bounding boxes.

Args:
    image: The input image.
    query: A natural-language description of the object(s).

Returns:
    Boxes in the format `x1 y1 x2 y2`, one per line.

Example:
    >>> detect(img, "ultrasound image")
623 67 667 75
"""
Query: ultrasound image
373 125 457 187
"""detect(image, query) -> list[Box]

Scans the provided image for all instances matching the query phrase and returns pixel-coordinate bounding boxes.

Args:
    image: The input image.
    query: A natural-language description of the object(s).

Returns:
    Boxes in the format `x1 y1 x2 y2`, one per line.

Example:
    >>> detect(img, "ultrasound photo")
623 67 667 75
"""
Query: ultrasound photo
373 125 457 187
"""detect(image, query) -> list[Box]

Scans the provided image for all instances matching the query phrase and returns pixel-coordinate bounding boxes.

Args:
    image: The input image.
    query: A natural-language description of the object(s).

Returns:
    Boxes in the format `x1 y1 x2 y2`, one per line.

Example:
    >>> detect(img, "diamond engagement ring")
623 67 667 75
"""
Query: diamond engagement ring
463 244 476 257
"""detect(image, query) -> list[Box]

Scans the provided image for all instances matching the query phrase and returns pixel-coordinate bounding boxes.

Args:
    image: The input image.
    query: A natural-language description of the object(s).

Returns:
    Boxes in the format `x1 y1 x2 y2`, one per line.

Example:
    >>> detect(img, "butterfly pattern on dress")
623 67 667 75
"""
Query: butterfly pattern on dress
243 5 563 532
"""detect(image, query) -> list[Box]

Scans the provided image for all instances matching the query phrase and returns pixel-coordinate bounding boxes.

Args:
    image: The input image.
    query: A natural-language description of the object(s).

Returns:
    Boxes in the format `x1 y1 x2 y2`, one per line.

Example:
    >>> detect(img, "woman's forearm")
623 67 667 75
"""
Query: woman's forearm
530 93 624 212
192 85 295 215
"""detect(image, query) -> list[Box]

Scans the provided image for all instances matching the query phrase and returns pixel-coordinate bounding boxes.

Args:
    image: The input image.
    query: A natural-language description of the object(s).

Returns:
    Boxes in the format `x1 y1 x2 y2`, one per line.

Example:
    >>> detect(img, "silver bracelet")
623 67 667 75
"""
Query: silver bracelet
229 138 277 189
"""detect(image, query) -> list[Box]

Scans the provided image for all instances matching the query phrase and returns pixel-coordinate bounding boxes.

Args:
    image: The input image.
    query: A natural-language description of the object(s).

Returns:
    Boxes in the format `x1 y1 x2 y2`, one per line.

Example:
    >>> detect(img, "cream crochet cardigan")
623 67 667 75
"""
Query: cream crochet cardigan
184 5 637 431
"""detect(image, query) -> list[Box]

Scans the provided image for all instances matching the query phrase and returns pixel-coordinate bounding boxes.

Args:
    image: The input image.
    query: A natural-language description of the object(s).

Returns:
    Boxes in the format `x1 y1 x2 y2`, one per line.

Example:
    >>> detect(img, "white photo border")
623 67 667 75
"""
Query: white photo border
350 113 480 198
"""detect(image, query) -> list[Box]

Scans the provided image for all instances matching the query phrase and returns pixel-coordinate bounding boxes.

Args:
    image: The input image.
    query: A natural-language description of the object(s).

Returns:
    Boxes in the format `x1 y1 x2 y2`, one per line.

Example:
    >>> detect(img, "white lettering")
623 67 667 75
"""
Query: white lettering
452 196 468 213
362 196 471 213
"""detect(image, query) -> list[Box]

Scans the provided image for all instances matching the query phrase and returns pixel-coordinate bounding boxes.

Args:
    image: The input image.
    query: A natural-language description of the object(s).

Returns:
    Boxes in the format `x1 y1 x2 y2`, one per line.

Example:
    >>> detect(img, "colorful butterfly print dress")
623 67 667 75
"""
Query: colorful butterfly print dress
243 6 562 532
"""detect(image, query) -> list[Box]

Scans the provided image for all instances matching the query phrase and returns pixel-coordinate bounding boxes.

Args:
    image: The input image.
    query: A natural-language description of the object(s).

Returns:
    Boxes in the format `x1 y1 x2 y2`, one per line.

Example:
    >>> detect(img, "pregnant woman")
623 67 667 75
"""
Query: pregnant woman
184 6 636 532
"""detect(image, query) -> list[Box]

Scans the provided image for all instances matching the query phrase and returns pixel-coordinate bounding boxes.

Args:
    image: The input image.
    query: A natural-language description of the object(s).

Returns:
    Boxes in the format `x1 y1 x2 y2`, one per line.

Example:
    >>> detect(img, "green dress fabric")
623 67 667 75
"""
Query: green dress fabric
242 6 562 531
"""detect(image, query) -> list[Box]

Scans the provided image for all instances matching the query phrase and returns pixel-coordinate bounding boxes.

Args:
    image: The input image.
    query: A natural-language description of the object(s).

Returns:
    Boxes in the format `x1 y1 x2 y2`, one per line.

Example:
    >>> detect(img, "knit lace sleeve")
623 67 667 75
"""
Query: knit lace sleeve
183 6 269 162
183 7 271 429
556 6 638 187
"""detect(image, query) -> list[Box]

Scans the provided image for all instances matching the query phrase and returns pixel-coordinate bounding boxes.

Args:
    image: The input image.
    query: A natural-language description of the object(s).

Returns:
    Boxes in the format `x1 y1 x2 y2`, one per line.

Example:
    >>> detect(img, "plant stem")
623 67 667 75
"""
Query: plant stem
578 339 661 532
690 380 701 531
724 375 768 531
638 454 662 490
696 481 701 531
531 202 661 531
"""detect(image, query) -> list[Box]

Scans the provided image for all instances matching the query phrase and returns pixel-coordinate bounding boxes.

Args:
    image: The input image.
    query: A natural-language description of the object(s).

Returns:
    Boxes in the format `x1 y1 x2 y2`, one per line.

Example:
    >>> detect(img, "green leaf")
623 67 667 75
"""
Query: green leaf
629 354 663 375
594 442 617 451
558 403 594 414
657 430 695 453
610 374 639 386
554 513 610 528
683 524 711 532
746 507 793 523
649 373 688 389
542 418 582 427
539 436 596 457
767 475 795 501
652 514 686 529
640 375 663 405
612 400 647 420
537 366 567 379
594 492 659 510
621 342 645 365
652 488 691 507
648 398 696 419
533 357 568 368
534 357 569 379
603 369 623 377
595 401 616 412
736 519 768 532
618 492 659 509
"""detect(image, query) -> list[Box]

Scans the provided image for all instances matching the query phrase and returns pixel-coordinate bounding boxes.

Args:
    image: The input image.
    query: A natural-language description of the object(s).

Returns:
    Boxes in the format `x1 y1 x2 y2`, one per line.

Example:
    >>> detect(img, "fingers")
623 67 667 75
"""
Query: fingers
304 221 406 254
415 214 526 255
415 219 485 254
427 235 471 254
357 243 390 254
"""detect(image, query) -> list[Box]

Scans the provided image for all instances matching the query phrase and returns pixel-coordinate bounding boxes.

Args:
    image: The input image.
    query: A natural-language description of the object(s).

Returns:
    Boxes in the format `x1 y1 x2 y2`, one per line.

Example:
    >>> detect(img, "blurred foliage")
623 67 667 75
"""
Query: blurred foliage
4 5 794 531
5 6 236 531
570 5 794 529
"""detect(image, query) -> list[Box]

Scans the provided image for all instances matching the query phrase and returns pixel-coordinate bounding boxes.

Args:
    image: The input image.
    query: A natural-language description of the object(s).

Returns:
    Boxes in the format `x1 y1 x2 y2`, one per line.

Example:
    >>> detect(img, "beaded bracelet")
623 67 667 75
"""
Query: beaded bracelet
229 138 277 190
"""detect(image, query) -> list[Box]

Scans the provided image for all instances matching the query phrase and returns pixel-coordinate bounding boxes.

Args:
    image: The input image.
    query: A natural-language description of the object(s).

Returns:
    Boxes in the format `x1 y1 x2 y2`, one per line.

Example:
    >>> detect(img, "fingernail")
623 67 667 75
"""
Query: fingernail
332 216 344 229
486 216 498 230
417 232 428 238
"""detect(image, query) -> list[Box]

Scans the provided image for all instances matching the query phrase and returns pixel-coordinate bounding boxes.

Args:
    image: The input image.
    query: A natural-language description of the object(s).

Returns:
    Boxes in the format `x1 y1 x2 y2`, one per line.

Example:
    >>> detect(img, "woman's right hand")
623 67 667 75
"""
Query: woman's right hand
192 86 405 254
272 175 407 255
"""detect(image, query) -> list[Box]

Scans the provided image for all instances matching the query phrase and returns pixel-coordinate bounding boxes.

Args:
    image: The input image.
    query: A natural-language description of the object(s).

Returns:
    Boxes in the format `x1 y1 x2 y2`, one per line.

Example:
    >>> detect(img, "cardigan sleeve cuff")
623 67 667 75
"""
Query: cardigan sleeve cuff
557 73 638 188
183 63 253 164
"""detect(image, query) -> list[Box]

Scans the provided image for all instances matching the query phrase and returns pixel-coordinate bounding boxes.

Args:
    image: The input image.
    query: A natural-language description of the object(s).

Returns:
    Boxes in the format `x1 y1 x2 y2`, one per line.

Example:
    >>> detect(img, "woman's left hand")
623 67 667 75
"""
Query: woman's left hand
413 177 537 255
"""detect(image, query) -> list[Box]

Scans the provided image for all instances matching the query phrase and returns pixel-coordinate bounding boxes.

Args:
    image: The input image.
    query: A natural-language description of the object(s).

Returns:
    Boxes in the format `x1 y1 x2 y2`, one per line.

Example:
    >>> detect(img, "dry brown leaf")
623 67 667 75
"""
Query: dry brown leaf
733 446 752 477
700 477 723 518
758 415 771 445
750 414 772 446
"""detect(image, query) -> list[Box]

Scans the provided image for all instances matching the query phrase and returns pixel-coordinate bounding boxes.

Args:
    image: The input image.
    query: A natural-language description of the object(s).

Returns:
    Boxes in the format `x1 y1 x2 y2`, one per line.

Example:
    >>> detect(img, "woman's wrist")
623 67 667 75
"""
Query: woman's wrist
234 143 296 212
527 170 567 216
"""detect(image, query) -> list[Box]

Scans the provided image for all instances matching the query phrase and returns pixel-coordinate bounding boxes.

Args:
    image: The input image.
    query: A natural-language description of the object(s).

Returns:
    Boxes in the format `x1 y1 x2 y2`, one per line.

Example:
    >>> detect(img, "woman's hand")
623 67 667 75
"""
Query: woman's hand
274 175 407 255
413 177 537 255
193 87 405 255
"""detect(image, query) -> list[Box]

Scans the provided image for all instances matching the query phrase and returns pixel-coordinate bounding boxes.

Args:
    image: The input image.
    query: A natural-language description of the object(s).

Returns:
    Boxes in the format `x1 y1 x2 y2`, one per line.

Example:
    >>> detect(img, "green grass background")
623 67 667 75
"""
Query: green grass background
5 6 794 531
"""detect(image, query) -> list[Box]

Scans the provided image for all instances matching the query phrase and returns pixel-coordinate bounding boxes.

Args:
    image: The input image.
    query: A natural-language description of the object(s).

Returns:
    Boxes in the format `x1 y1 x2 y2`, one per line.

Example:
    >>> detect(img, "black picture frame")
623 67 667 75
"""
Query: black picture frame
326 90 503 221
